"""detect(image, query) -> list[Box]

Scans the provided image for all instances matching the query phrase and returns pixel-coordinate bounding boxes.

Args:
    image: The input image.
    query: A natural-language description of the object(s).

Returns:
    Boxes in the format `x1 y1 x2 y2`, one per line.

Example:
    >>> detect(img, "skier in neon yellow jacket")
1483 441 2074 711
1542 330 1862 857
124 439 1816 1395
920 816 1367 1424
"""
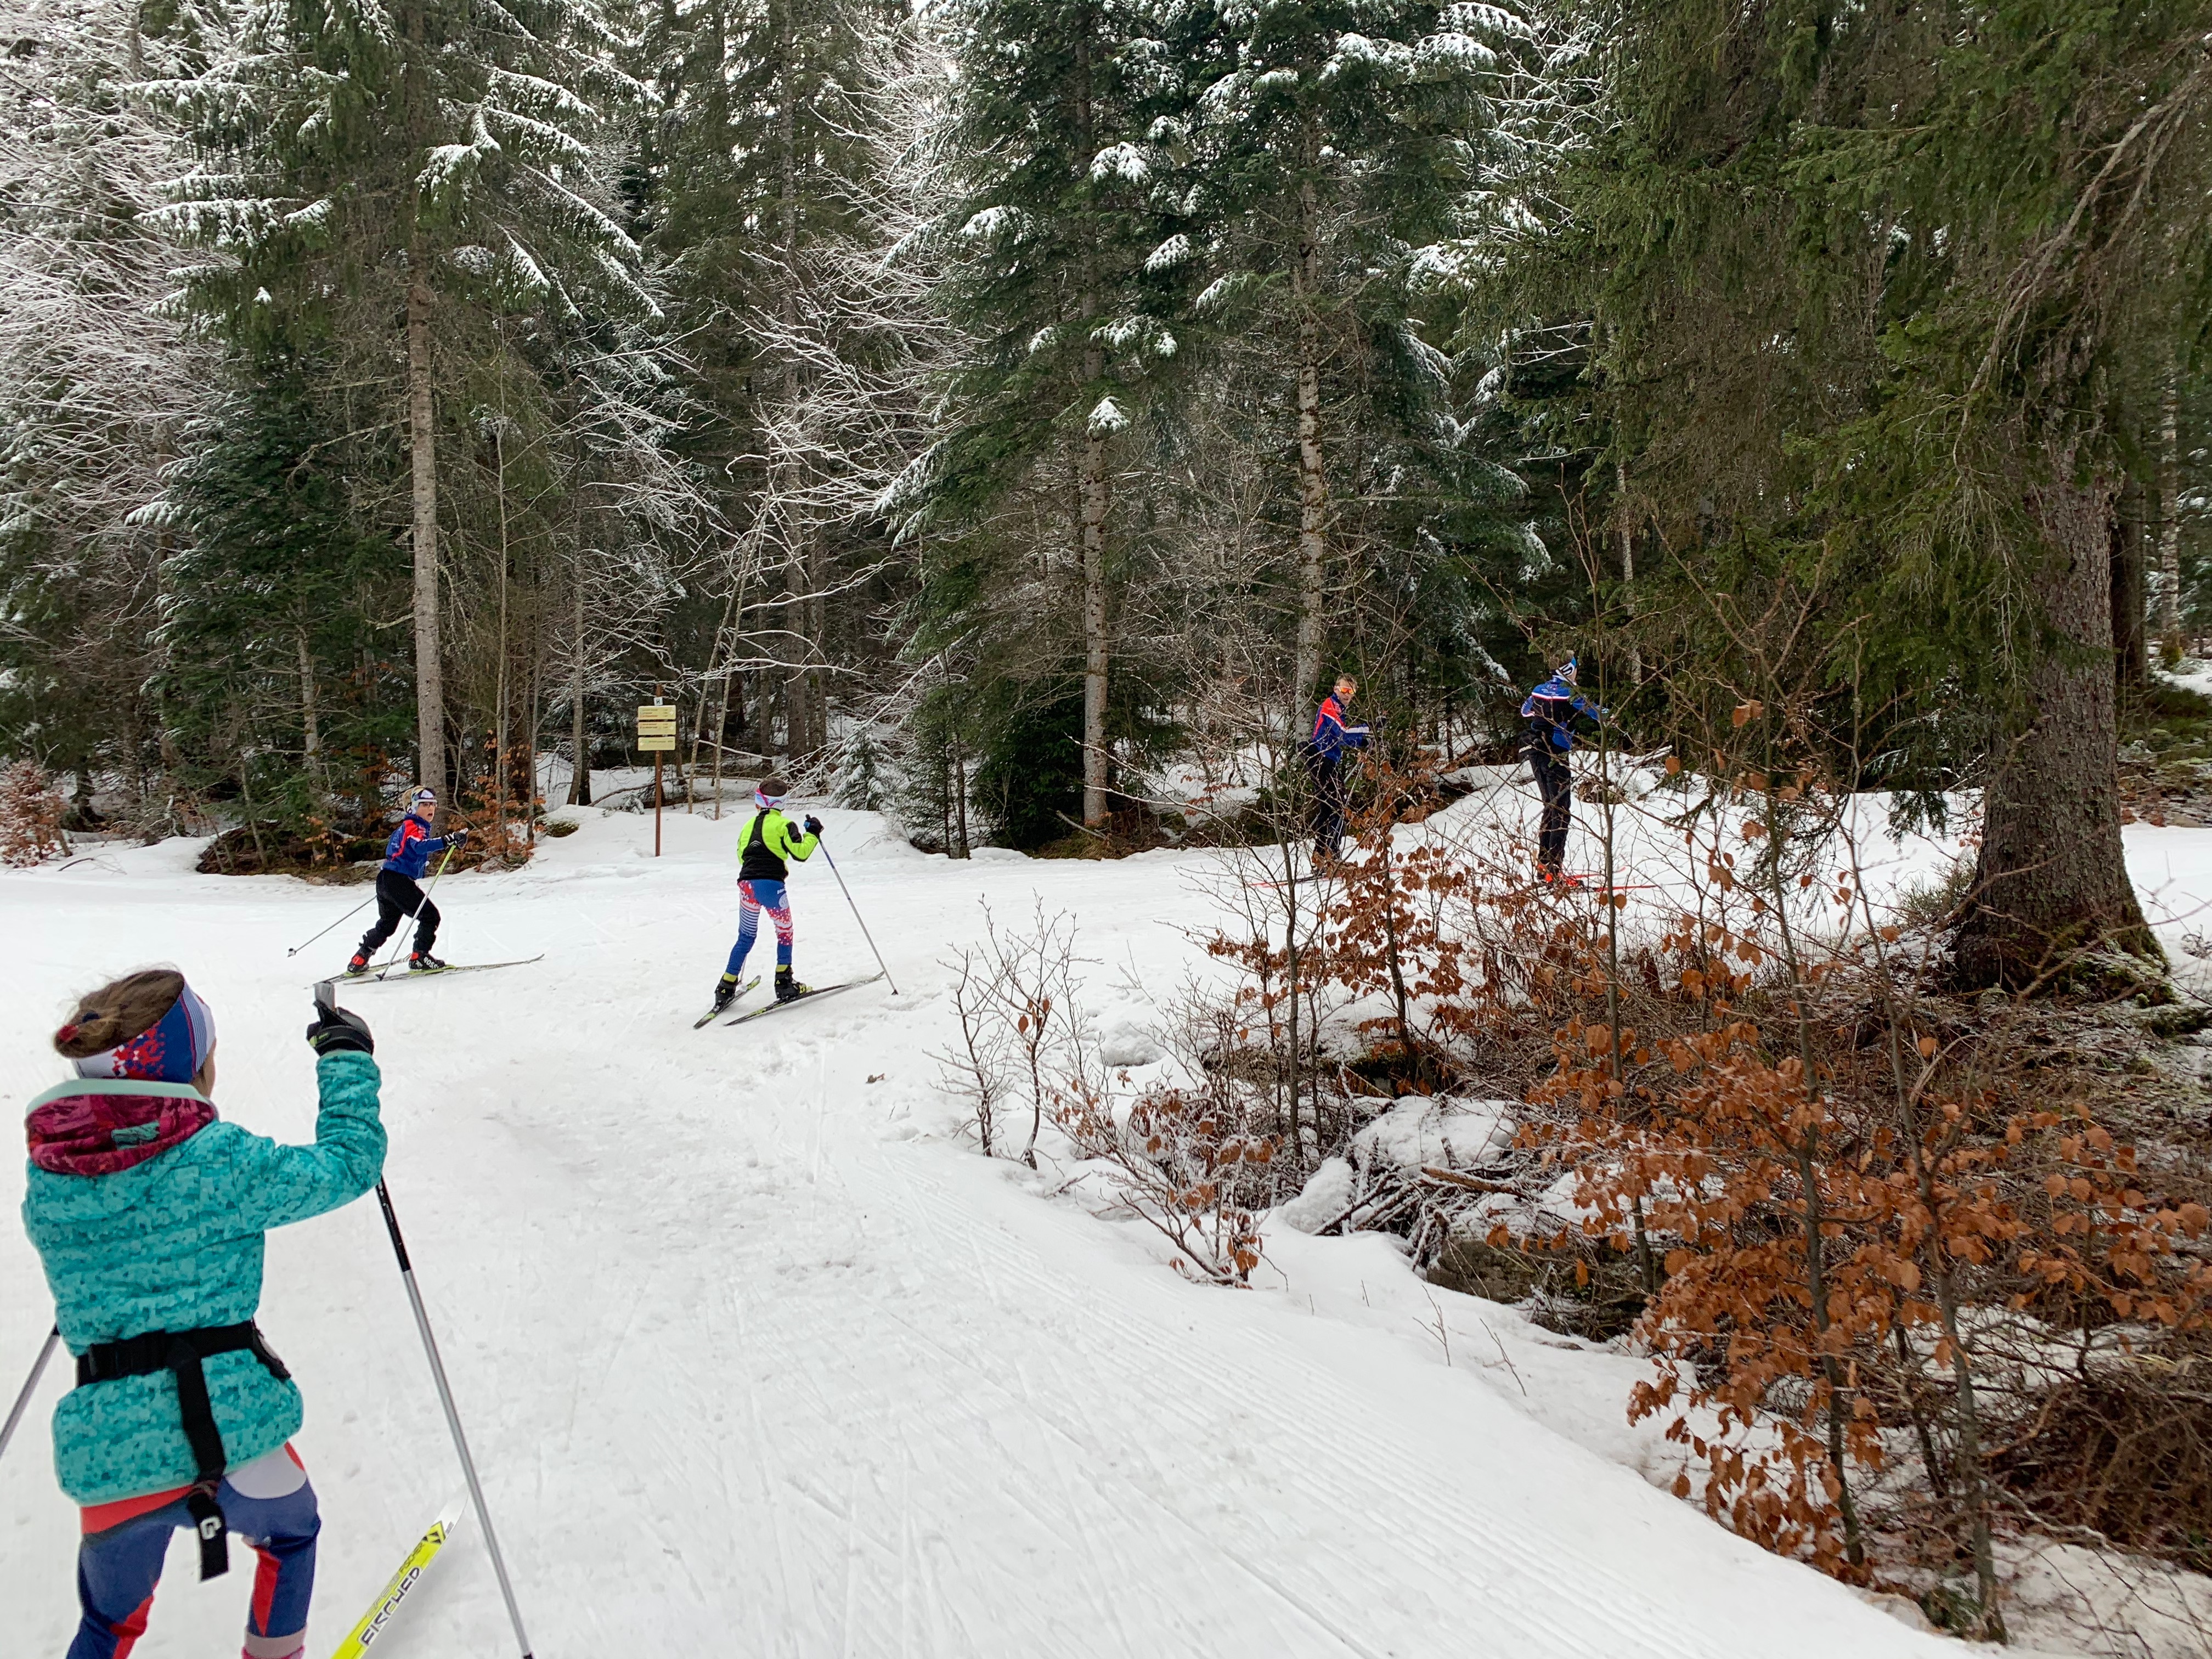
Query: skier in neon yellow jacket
710 774 826 1013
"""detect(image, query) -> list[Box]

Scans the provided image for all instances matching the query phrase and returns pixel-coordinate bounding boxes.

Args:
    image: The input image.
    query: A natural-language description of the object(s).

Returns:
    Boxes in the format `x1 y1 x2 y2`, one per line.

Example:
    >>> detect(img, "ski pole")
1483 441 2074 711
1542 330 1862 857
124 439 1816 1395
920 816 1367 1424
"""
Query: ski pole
372 844 456 979
374 1182 536 1659
285 892 378 958
311 977 532 1652
816 839 899 994
1 1325 59 1466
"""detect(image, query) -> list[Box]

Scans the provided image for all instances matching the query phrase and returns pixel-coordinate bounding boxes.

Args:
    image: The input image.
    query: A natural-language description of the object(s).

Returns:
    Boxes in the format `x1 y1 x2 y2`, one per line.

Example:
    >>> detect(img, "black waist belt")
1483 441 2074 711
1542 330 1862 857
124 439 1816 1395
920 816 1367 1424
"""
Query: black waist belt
76 1321 290 1580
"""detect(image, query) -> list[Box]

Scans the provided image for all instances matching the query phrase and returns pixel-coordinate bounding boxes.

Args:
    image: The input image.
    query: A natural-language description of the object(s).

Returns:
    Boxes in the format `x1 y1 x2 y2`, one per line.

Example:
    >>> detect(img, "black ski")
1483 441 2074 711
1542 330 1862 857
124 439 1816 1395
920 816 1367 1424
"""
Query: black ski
325 955 546 989
693 976 763 1028
726 972 887 1027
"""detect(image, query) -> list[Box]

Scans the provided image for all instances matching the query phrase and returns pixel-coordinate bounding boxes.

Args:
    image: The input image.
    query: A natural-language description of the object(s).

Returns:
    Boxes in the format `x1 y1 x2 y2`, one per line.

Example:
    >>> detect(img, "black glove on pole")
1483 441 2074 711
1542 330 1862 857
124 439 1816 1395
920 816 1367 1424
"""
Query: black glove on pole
0 1326 59 1468
307 1003 375 1056
310 983 537 1659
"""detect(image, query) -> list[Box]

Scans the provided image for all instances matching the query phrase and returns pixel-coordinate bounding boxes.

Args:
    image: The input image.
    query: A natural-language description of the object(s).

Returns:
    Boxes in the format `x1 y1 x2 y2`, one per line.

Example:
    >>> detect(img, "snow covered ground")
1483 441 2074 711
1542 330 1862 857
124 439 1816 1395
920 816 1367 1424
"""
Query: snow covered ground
1 786 2204 1657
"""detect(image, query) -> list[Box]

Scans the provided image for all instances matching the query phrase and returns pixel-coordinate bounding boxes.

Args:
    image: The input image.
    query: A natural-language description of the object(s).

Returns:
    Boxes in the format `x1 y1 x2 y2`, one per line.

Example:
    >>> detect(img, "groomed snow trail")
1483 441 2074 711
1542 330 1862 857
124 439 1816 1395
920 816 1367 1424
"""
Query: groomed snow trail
1 806 2005 1656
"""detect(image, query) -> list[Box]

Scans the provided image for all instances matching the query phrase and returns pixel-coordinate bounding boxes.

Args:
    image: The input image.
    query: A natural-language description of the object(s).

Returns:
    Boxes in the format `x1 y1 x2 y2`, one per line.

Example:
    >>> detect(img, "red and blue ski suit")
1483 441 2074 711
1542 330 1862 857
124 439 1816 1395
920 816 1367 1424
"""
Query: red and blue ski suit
377 813 454 881
356 812 455 961
1305 692 1369 860
1521 674 1607 874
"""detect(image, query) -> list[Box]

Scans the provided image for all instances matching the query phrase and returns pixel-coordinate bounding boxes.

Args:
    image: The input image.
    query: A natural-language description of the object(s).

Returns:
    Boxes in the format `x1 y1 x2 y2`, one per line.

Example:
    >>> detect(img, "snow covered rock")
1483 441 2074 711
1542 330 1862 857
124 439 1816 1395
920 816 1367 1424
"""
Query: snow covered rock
1353 1096 1514 1173
1275 1157 1355 1233
1098 1009 1164 1067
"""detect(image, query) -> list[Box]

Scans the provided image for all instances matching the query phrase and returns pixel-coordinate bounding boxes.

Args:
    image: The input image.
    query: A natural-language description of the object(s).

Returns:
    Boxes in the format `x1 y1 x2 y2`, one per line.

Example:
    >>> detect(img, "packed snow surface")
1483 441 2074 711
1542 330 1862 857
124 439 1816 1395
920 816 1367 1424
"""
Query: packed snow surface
4 791 2205 1656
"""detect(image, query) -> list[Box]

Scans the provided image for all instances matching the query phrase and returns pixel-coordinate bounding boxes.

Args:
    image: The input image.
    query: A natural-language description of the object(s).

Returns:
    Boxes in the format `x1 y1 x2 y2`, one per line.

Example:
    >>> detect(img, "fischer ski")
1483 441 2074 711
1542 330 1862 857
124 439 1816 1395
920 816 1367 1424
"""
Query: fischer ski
726 972 887 1027
328 1497 465 1658
693 975 762 1028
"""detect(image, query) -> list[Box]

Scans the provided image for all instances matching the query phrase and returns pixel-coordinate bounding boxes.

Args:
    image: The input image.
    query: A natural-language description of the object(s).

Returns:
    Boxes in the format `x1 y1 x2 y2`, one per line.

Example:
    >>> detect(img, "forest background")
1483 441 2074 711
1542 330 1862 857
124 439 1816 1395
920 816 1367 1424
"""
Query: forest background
2 0 2210 976
8 0 2212 1641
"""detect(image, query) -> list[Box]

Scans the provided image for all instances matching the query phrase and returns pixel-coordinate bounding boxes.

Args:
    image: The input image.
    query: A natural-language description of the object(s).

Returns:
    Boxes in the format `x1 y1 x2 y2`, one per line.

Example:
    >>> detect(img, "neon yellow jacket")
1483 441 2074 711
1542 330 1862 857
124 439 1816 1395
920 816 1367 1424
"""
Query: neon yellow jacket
736 806 818 882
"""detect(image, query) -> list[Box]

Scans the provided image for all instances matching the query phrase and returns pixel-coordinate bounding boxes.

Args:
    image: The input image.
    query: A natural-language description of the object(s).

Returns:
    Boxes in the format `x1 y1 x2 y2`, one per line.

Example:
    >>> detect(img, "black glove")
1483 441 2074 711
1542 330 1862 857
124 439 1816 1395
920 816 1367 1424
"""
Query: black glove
448 827 471 846
307 1003 375 1057
803 815 824 837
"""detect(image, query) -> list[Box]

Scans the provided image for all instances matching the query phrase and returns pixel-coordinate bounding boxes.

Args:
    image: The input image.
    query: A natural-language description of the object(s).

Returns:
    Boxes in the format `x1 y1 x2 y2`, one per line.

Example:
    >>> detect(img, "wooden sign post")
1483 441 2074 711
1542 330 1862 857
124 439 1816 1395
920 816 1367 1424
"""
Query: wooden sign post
637 699 678 855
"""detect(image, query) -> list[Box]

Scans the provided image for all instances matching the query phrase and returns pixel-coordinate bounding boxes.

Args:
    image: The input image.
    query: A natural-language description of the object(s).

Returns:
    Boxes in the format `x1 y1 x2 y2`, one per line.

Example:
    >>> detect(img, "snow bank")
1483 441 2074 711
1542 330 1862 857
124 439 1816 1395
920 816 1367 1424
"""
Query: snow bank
5 794 2193 1656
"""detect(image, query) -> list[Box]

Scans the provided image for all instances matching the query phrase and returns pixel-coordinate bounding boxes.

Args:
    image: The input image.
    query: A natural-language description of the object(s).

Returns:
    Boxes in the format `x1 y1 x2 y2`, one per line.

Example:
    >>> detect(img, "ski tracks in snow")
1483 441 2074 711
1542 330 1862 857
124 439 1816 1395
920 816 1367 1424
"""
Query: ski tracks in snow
0 818 1960 1657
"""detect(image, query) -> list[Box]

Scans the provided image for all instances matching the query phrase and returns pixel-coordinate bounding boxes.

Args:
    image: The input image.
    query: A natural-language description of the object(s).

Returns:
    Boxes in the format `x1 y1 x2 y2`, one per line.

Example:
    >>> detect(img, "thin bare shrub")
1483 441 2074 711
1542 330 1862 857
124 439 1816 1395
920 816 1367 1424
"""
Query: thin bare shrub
1052 998 1279 1285
930 899 1093 1167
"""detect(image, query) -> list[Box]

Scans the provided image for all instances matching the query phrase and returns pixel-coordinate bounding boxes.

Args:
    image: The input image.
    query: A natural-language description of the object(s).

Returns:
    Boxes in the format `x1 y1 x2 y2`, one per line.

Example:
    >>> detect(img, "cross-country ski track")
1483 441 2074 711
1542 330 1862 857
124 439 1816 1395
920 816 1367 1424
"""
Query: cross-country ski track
17 789 2200 1657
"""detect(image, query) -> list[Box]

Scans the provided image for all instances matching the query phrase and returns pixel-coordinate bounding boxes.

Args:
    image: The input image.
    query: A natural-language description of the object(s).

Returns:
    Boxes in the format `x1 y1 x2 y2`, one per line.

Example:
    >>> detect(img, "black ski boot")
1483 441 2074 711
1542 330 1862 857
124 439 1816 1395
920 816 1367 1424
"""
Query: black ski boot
345 952 371 977
775 966 811 1003
711 974 741 1014
409 951 450 973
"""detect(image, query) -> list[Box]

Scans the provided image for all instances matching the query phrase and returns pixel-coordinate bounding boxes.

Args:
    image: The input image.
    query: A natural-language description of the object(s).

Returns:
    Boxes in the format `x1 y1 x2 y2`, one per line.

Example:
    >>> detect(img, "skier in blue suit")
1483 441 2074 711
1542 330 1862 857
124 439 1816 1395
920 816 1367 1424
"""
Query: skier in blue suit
1305 674 1370 866
1521 657 1608 879
347 788 469 975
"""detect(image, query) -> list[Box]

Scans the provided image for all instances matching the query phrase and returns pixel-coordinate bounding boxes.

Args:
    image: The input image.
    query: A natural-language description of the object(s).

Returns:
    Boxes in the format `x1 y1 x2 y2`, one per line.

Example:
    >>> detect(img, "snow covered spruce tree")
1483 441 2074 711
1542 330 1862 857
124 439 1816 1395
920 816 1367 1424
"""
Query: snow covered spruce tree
894 0 1193 829
146 0 655 798
0 0 217 811
1511 0 2207 990
1177 0 1528 708
636 0 909 764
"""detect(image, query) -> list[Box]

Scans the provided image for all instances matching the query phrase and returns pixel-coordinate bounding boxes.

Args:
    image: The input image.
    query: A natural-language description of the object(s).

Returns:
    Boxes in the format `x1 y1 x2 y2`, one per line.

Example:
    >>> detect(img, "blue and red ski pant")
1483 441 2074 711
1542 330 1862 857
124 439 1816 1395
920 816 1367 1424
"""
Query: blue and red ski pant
70 1452 319 1659
726 877 794 975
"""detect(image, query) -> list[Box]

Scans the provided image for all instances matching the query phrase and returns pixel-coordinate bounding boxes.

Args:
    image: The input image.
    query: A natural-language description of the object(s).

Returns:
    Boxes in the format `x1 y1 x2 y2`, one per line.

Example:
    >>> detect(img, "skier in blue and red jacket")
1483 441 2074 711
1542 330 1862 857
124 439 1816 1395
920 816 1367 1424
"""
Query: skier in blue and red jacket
346 788 468 975
1521 656 1608 879
1305 674 1370 866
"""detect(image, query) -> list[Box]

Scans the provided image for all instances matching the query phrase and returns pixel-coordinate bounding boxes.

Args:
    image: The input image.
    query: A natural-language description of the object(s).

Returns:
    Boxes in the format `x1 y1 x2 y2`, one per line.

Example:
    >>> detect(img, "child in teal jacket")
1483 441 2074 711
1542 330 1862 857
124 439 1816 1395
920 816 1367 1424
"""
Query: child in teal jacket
20 968 384 1659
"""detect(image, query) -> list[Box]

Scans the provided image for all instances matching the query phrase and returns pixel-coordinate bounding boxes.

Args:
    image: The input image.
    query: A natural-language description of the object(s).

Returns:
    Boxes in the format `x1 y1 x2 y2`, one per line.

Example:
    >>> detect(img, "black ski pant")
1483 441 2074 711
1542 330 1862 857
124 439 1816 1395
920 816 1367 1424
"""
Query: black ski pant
1527 742 1573 875
358 868 439 958
1309 753 1349 862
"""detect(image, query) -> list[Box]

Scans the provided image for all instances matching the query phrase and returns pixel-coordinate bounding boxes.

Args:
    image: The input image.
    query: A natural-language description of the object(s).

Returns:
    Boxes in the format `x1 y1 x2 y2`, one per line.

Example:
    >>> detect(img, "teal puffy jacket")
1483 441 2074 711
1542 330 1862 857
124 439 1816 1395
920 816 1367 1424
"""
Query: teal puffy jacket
20 1052 385 1504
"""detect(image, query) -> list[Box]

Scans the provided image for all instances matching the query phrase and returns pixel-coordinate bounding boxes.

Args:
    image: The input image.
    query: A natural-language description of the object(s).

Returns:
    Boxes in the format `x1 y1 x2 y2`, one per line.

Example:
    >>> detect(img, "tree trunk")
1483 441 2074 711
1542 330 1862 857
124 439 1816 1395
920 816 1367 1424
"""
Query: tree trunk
1290 170 1327 710
1079 433 1110 826
1957 462 2158 988
954 746 970 859
296 623 325 795
568 570 591 806
2158 359 2182 661
807 578 828 759
493 421 511 836
2113 476 2147 691
406 244 447 798
1074 19 1110 828
1617 460 1643 686
771 0 830 765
